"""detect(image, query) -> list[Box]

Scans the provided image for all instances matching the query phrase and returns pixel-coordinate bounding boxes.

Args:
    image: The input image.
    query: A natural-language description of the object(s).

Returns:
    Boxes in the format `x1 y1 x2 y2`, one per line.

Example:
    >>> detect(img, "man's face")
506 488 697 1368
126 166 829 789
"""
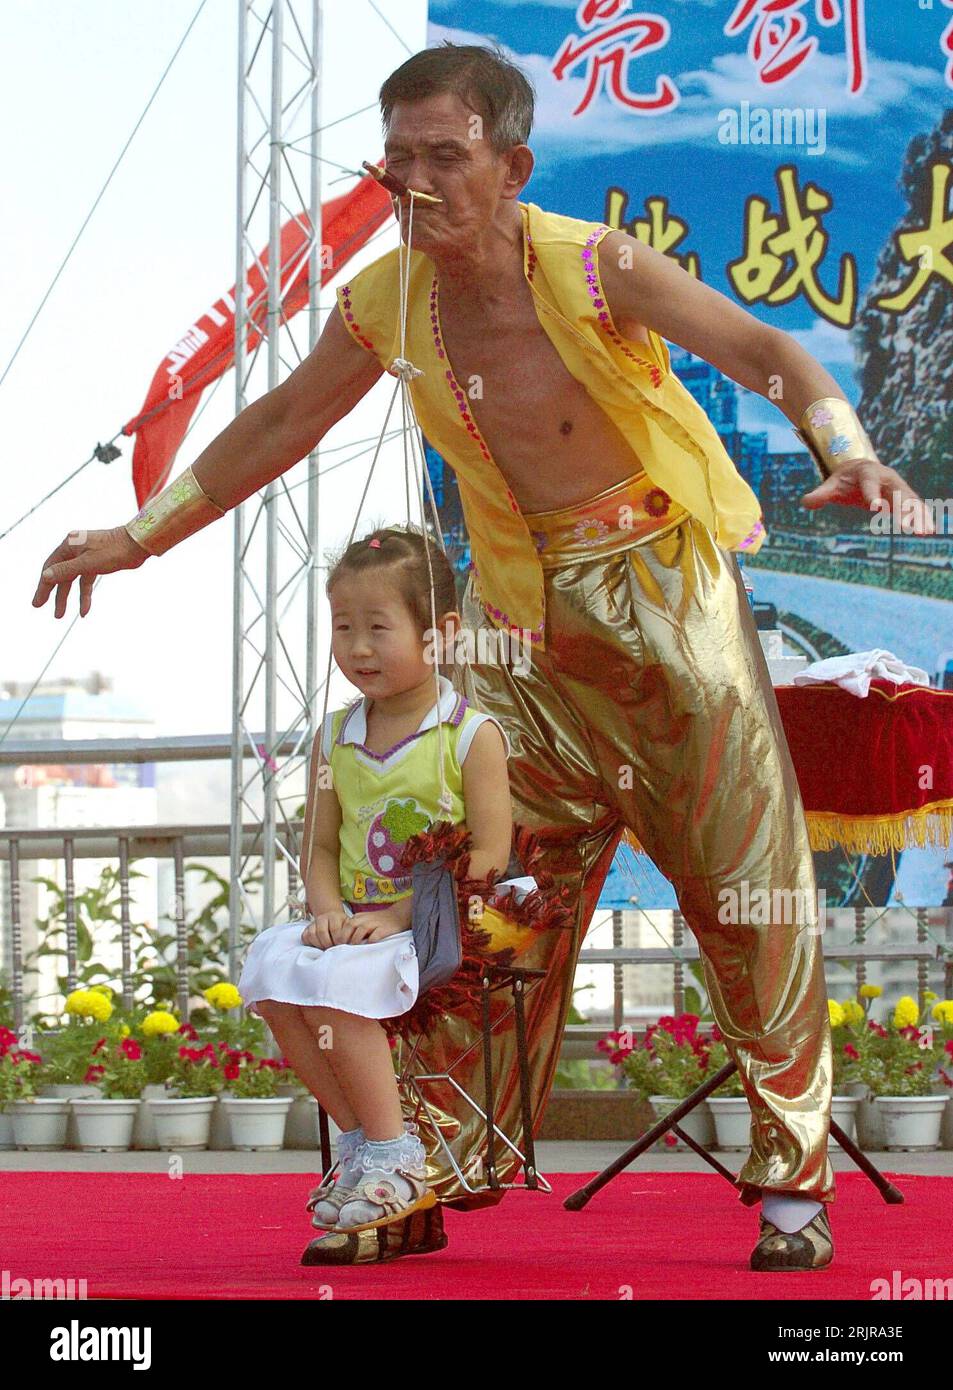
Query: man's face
383 91 525 253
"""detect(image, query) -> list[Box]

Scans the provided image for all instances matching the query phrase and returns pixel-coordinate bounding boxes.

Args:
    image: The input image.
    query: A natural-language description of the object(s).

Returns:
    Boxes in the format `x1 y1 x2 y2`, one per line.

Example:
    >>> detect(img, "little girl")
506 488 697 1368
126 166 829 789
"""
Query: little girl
238 525 513 1234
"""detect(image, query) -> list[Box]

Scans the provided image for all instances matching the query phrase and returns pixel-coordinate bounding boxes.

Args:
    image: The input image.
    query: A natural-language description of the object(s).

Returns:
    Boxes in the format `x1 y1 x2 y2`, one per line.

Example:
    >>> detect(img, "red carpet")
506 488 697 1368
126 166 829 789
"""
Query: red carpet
1 1171 949 1300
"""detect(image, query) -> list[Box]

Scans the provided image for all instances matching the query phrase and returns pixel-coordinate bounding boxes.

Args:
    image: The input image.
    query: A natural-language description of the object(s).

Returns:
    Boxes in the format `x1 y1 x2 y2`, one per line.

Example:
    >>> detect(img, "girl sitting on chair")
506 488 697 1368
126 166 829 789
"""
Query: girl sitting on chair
238 525 512 1235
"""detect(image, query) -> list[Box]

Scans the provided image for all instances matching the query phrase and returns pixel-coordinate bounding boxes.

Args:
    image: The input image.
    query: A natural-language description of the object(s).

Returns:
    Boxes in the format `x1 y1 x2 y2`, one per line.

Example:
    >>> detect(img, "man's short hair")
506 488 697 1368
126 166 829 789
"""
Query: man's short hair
379 40 535 155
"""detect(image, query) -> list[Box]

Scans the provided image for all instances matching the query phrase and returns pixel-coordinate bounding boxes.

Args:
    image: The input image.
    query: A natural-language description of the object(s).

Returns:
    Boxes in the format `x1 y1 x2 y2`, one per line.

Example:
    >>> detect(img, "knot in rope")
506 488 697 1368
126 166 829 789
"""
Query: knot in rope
390 356 423 382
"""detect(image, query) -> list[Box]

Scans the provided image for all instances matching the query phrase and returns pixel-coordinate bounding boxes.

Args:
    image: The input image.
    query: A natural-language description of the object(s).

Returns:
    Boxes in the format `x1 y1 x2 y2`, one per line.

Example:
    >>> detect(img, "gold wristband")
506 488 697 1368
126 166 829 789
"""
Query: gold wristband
124 465 227 556
793 397 877 479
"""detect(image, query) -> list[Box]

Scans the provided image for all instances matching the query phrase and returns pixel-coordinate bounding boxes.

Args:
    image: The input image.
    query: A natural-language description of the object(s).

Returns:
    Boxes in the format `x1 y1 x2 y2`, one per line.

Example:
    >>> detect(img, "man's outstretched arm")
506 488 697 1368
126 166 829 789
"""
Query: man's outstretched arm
597 231 933 531
33 303 384 618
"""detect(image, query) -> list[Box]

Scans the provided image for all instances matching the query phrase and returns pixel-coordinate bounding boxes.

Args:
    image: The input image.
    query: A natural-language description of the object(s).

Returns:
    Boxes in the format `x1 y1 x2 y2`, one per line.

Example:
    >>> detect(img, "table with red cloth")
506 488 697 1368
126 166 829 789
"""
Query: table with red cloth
773 679 953 855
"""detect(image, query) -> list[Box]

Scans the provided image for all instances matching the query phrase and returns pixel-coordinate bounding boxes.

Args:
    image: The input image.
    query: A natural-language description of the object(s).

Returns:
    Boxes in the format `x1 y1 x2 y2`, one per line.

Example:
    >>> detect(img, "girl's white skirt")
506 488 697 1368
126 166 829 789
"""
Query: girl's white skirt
237 918 419 1020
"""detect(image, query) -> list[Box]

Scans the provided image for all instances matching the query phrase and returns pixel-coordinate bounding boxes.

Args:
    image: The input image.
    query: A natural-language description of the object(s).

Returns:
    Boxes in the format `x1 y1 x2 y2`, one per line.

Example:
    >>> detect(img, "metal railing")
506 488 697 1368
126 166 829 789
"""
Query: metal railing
1 735 950 1045
2 823 949 1044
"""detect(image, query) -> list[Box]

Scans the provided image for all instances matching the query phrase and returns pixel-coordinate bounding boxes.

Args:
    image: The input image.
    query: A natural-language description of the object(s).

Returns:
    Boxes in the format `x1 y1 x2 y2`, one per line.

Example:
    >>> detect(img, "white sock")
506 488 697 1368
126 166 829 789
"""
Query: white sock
762 1191 824 1233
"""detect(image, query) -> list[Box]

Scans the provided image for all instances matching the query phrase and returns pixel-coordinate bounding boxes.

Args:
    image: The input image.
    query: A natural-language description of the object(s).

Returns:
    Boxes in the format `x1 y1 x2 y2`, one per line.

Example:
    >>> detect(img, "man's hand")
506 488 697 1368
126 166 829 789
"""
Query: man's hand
33 526 149 619
801 460 935 535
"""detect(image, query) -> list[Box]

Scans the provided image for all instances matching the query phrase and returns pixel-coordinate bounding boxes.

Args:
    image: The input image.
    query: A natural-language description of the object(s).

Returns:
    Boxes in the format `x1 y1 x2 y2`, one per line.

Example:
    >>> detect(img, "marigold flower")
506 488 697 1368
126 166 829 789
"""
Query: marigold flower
840 999 864 1026
827 1000 846 1029
931 1001 953 1026
142 1011 180 1038
859 984 883 999
893 996 920 1029
65 989 113 1022
203 982 242 1011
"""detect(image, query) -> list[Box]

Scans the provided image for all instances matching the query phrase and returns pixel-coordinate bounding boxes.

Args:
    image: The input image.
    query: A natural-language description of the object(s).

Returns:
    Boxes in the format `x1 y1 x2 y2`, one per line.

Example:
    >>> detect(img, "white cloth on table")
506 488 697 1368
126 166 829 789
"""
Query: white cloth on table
237 915 418 1020
791 648 930 698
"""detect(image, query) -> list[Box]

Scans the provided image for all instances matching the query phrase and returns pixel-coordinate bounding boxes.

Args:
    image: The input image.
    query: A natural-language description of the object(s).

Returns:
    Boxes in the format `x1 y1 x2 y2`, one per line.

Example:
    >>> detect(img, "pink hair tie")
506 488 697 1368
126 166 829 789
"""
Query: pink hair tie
368 537 382 548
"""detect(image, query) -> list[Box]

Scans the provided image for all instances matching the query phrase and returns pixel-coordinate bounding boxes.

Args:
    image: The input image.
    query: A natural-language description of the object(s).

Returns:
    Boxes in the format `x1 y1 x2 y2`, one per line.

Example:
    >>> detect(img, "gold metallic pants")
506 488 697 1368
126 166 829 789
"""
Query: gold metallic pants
401 480 834 1212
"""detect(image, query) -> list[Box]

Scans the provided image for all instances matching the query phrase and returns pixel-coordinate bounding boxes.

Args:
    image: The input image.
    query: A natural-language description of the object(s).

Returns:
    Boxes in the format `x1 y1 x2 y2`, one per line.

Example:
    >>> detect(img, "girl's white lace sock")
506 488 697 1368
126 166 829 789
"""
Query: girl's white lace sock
334 1130 428 1229
334 1125 366 1185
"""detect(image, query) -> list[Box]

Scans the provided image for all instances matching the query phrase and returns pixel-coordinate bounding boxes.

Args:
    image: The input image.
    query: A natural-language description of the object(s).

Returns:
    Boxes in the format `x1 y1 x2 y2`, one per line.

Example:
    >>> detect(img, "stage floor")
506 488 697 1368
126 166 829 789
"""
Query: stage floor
1 1168 949 1300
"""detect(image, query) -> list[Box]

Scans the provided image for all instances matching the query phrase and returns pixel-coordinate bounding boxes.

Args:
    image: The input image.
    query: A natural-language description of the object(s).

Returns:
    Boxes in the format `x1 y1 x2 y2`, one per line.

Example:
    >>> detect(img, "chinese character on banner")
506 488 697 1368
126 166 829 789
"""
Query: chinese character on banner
552 0 679 116
943 0 953 90
876 161 953 314
727 165 857 326
725 0 867 96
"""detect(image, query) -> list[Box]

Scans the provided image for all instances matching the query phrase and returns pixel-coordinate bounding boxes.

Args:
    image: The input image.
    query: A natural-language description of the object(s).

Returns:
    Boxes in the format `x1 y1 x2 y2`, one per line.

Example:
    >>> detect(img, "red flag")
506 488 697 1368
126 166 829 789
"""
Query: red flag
123 171 393 508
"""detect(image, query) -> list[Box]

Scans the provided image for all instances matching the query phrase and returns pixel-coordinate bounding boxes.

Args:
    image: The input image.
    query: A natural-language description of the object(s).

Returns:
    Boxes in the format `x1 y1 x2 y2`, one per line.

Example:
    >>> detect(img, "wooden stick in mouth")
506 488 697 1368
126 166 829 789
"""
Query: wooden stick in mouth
362 161 443 206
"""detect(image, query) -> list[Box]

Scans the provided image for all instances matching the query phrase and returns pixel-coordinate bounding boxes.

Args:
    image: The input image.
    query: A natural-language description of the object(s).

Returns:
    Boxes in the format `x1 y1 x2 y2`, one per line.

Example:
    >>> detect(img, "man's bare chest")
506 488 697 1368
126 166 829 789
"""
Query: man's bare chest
431 277 652 505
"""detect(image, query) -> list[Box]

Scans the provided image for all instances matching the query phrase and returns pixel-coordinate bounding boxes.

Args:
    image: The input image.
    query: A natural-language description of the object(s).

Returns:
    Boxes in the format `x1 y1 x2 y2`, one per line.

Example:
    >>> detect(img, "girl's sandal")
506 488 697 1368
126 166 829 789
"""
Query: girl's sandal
306 1179 364 1230
323 1168 437 1234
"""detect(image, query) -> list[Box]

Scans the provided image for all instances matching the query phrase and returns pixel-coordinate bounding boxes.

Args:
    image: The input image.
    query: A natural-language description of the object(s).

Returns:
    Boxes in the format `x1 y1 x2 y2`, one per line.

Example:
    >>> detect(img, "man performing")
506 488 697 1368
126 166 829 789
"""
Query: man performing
33 42 930 1271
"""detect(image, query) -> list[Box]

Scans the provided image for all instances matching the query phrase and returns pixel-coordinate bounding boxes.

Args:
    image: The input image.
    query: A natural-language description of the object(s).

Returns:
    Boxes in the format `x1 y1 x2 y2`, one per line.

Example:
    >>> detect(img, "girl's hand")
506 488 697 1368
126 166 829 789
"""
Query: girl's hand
300 910 350 949
339 907 412 945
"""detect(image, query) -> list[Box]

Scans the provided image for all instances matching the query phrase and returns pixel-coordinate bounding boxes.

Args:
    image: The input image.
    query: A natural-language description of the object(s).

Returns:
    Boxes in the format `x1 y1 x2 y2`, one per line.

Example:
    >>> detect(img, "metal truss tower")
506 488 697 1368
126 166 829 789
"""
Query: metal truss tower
228 0 324 975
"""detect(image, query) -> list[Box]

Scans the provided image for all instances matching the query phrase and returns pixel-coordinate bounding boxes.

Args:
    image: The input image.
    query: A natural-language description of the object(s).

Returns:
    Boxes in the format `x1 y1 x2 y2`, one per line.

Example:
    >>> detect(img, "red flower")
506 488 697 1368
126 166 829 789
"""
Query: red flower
868 1021 888 1039
844 1043 859 1060
120 1039 142 1061
91 1037 108 1055
644 488 671 519
899 1026 922 1043
224 1063 240 1081
663 1132 678 1147
83 1064 105 1084
177 1023 199 1040
945 1040 953 1059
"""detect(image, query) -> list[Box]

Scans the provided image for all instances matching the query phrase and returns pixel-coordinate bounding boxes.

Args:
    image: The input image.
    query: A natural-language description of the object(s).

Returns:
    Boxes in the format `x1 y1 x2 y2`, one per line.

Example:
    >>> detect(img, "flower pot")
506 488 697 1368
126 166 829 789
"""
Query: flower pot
10 1097 70 1150
282 1094 321 1149
855 1090 885 1150
38 1084 99 1148
147 1096 217 1150
942 1095 953 1151
131 1084 168 1149
209 1091 234 1150
708 1096 751 1151
648 1095 714 1151
70 1098 140 1152
829 1095 861 1150
0 1109 15 1150
874 1095 946 1151
220 1096 294 1151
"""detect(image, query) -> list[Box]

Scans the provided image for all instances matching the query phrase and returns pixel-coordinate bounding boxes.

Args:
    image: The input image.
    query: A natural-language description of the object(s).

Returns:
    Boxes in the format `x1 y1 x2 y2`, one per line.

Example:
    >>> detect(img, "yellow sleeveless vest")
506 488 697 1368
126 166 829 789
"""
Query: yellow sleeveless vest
336 199 766 652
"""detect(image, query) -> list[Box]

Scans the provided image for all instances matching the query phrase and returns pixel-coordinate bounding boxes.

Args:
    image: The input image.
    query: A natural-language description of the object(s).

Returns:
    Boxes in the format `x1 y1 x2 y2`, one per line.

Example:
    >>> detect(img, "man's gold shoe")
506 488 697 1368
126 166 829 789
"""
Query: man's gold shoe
300 1204 447 1265
750 1206 834 1271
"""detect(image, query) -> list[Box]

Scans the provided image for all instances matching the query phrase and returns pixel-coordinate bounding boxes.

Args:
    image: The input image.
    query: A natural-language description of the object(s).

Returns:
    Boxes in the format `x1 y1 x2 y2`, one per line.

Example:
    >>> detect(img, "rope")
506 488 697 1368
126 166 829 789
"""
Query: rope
302 184 476 885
